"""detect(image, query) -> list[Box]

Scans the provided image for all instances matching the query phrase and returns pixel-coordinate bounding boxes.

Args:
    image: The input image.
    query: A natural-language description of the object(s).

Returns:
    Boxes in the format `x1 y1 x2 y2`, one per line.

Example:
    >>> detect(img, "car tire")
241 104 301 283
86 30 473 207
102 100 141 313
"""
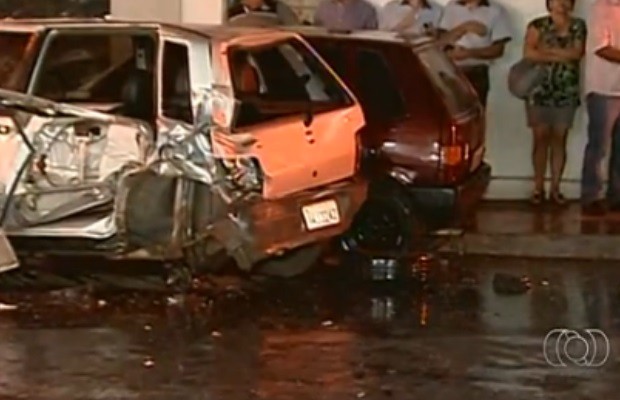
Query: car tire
340 178 422 257
255 243 323 278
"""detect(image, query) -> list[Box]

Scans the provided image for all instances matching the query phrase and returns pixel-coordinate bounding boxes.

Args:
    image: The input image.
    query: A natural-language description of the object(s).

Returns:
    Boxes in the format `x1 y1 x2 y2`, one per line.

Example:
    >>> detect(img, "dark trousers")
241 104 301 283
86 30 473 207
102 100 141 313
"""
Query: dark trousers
460 65 490 107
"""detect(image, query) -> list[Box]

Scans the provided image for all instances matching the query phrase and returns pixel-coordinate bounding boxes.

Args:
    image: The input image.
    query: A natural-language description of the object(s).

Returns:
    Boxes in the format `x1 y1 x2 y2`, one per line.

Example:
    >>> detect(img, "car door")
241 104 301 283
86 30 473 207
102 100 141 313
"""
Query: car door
221 37 324 199
280 38 363 188
0 109 30 272
220 34 363 199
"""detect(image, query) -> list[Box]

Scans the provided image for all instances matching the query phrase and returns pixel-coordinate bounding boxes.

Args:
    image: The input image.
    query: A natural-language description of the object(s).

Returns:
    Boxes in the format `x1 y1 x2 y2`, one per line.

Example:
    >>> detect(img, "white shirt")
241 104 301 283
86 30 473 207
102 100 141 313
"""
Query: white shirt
378 1 443 34
438 0 511 66
584 0 620 96
367 0 390 8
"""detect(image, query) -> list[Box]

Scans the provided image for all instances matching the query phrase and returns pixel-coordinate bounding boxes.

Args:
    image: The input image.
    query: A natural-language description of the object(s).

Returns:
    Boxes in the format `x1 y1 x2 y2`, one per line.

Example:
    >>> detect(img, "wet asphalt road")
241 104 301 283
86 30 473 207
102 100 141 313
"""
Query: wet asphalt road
0 256 619 400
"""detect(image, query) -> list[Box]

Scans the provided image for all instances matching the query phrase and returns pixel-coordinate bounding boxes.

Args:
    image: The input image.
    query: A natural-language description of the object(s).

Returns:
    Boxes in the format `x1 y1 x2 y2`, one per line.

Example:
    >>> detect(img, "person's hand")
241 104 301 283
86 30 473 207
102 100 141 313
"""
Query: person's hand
537 41 551 51
461 20 488 36
448 46 471 61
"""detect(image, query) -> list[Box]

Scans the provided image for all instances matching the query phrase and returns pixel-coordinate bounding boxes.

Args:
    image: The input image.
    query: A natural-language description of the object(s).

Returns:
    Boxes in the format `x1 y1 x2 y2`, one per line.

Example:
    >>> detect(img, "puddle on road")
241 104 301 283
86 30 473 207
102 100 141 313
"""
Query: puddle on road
0 256 618 399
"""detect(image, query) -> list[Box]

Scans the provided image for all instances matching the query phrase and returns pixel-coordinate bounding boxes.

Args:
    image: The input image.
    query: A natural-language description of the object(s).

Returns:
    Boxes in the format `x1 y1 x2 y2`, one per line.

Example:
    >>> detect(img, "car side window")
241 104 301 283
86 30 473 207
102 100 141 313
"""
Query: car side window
229 38 351 128
355 48 406 122
33 32 136 103
162 41 193 124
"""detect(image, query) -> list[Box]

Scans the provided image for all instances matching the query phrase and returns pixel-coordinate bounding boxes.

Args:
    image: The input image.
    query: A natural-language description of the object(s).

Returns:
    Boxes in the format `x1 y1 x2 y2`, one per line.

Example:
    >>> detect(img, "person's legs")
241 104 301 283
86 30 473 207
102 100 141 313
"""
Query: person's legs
549 106 576 205
532 126 551 199
549 127 568 202
527 104 551 203
581 94 618 211
606 98 620 207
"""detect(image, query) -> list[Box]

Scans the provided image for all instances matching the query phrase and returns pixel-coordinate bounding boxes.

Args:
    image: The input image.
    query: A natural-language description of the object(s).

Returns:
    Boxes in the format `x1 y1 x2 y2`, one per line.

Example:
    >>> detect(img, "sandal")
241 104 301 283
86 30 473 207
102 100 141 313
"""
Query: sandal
530 190 545 205
550 191 567 206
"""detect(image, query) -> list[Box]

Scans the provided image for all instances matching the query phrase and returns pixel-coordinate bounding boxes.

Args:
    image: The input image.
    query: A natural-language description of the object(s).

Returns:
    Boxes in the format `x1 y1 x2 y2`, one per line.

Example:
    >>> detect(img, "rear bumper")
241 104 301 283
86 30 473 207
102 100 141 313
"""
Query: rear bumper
242 177 368 262
407 162 491 228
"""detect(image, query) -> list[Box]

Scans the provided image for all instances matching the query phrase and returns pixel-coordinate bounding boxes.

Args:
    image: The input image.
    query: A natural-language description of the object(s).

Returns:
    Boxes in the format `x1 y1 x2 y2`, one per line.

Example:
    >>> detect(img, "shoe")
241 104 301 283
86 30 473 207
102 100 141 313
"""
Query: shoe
550 191 567 206
530 190 545 205
581 200 606 216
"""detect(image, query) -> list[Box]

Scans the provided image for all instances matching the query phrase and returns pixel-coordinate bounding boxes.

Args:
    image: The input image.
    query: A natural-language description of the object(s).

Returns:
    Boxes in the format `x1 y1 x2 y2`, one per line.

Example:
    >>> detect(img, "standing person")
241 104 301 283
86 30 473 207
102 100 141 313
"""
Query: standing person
581 0 620 215
437 0 512 106
523 0 586 205
227 0 299 25
378 0 443 37
314 0 378 31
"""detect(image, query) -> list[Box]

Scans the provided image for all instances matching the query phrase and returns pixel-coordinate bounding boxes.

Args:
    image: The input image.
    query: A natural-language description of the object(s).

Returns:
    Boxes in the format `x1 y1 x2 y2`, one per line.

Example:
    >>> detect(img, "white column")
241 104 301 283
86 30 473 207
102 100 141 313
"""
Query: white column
110 0 225 24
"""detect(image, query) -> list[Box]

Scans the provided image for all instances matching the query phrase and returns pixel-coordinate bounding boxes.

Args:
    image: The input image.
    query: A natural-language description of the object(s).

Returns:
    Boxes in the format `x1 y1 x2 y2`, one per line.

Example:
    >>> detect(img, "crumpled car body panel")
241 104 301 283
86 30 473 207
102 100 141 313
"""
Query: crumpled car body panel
0 23 369 276
0 88 367 272
0 89 148 239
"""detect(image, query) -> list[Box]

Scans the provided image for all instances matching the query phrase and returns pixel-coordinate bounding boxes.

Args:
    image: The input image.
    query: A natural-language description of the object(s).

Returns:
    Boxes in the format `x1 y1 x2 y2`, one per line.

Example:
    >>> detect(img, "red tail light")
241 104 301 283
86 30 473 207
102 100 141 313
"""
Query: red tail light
439 122 470 183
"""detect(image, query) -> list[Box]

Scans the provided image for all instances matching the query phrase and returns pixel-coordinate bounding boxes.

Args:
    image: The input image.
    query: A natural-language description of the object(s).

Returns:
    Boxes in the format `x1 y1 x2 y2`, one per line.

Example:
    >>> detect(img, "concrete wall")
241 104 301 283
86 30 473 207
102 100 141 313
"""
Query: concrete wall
110 0 223 24
283 0 596 199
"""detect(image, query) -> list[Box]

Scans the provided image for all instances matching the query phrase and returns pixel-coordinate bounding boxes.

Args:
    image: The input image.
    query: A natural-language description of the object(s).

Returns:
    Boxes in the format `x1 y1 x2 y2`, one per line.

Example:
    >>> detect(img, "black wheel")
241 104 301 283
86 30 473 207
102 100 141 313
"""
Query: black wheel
341 179 420 257
255 244 323 278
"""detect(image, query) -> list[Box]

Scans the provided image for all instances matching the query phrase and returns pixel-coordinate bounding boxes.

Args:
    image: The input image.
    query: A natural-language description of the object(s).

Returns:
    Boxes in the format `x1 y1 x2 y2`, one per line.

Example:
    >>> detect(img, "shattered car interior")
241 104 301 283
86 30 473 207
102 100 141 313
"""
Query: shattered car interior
0 21 368 278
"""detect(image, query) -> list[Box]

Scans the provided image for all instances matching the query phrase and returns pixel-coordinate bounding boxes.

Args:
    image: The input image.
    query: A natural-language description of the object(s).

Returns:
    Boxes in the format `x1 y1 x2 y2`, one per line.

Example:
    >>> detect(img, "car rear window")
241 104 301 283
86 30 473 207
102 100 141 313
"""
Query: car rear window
354 48 406 122
416 46 478 116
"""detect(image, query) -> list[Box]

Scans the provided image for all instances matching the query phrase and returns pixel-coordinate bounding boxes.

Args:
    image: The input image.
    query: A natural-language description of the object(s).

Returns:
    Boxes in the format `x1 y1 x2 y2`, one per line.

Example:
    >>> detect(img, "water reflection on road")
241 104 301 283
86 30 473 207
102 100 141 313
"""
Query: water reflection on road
0 256 618 400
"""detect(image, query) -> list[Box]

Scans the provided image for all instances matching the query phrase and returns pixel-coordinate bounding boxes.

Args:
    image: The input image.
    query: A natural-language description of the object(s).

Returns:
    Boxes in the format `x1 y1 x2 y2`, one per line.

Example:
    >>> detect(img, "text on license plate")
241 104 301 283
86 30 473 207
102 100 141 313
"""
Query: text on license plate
302 199 341 231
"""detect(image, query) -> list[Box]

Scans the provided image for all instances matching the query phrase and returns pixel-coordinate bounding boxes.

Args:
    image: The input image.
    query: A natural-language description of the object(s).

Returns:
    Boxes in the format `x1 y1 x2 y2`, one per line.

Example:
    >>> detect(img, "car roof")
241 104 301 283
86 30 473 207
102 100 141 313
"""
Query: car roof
0 17 287 41
0 18 437 47
283 26 436 49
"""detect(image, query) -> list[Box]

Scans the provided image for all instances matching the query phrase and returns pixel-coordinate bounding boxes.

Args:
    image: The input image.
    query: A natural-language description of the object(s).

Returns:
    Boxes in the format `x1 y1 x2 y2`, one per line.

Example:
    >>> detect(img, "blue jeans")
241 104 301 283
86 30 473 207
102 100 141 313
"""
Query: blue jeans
581 93 620 203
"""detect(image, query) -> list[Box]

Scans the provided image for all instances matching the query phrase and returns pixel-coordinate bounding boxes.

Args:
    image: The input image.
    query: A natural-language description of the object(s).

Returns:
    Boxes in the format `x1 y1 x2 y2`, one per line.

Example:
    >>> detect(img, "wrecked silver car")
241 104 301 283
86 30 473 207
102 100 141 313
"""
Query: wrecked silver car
0 21 368 278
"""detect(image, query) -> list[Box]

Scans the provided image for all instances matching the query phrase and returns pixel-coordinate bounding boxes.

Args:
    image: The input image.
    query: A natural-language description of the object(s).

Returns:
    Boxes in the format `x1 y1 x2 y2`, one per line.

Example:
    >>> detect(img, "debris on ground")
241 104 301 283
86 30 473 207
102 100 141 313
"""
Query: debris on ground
492 273 531 295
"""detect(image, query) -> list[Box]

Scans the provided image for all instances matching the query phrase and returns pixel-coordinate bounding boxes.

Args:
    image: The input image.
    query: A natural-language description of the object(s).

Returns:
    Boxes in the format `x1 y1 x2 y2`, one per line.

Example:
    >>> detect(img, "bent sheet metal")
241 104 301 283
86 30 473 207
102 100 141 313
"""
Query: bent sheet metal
0 229 18 272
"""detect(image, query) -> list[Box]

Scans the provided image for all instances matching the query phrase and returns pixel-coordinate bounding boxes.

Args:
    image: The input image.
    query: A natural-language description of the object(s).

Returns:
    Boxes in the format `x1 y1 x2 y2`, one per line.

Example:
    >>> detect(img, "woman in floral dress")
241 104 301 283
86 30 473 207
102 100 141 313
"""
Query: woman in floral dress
523 0 586 205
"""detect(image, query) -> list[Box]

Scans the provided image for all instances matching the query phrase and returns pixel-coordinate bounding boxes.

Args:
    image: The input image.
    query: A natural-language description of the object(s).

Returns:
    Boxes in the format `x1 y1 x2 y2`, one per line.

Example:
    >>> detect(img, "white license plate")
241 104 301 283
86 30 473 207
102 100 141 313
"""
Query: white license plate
0 229 18 273
302 199 341 231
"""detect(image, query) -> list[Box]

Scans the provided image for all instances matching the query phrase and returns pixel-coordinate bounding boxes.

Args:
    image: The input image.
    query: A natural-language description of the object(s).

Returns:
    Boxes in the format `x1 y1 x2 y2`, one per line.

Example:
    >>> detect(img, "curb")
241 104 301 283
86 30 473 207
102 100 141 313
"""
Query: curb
438 233 620 261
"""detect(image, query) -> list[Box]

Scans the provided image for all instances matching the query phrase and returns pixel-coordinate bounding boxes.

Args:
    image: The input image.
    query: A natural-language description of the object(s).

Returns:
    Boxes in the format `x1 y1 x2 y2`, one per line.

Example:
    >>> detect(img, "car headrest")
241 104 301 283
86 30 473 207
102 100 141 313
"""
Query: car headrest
121 70 152 119
238 63 259 94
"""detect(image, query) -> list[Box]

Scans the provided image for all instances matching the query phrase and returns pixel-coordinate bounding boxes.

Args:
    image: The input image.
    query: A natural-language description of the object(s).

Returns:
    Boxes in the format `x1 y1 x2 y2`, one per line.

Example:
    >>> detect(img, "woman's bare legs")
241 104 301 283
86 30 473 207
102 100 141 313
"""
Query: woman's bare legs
549 126 569 204
532 125 551 203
